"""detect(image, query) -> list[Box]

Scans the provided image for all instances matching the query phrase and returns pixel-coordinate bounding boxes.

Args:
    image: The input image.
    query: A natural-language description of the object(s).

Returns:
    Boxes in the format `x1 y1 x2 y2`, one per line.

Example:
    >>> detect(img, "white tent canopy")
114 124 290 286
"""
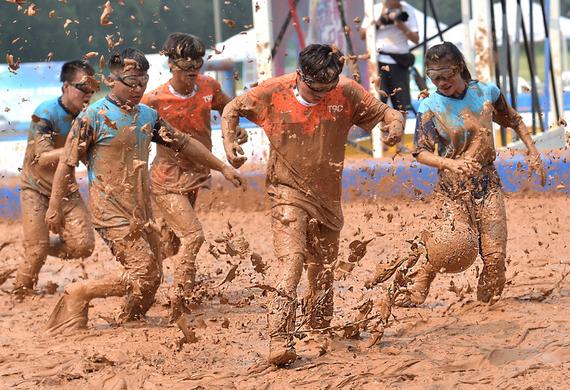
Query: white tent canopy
210 29 256 62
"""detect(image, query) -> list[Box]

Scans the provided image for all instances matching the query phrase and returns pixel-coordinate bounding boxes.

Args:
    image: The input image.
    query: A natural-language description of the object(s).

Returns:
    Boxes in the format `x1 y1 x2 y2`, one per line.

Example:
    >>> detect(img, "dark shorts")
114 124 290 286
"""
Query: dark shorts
378 61 412 111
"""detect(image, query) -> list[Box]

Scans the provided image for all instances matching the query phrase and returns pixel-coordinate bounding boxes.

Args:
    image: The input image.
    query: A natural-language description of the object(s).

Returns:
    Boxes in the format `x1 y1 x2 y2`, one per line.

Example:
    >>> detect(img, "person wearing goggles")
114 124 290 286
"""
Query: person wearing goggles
44 47 245 335
14 60 99 299
222 43 404 366
141 32 247 322
368 42 546 319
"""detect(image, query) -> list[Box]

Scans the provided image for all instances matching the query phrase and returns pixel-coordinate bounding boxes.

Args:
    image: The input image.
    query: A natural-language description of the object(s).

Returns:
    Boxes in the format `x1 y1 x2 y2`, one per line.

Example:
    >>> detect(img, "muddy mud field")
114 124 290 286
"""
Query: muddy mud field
1 189 569 389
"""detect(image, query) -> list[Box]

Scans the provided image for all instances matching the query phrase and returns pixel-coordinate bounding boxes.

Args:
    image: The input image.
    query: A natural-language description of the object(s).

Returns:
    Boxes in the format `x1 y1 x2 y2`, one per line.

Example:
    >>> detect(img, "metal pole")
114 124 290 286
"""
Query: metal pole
489 0 507 146
410 21 462 51
252 0 274 81
512 5 521 98
501 0 516 109
213 0 223 43
336 0 361 82
364 0 383 158
541 0 551 127
540 0 562 123
271 0 299 58
527 0 537 133
461 0 474 74
287 0 305 49
472 0 494 83
422 0 427 78
427 0 444 41
517 0 545 134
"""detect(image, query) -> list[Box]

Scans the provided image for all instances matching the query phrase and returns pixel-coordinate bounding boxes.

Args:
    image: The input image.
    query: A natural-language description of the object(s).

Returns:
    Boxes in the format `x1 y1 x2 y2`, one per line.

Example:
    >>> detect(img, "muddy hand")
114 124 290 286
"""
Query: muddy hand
444 157 481 176
529 153 546 187
381 121 404 147
222 166 247 190
224 140 247 169
45 206 64 234
235 126 248 145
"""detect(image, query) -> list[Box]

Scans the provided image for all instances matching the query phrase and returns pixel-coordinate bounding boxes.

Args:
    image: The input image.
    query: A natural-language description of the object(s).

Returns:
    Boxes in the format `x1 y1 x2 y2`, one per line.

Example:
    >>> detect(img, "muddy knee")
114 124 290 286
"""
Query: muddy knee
65 235 95 259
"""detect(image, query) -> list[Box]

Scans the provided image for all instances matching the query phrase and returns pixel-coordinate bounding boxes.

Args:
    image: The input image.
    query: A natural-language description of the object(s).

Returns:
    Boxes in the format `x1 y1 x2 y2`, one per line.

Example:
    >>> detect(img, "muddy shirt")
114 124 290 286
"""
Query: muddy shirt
224 73 391 230
141 76 230 195
63 96 189 229
413 80 514 197
20 97 78 196
413 80 503 164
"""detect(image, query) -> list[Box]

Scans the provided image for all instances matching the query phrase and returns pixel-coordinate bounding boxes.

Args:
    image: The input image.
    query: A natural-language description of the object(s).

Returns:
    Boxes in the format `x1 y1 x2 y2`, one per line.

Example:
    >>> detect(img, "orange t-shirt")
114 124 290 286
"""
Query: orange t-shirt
142 75 230 195
223 73 393 230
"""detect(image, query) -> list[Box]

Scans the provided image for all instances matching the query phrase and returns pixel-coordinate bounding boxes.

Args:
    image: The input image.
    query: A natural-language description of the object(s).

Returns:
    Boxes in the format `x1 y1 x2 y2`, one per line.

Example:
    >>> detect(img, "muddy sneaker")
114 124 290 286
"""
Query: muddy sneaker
268 337 297 367
45 290 89 335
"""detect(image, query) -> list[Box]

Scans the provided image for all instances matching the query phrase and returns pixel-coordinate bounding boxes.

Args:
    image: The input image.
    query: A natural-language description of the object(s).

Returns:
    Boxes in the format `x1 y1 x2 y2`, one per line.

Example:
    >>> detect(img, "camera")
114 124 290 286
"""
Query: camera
378 8 409 25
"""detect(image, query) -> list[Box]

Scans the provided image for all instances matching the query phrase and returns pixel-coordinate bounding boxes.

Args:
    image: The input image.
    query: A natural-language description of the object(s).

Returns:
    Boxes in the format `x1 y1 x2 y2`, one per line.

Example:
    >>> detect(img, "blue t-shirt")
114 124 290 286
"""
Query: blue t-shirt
21 97 76 195
64 96 188 228
414 80 501 164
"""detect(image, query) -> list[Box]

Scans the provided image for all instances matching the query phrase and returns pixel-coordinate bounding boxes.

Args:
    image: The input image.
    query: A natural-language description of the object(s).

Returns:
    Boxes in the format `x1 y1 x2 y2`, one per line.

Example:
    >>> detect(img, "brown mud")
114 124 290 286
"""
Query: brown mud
1 190 570 388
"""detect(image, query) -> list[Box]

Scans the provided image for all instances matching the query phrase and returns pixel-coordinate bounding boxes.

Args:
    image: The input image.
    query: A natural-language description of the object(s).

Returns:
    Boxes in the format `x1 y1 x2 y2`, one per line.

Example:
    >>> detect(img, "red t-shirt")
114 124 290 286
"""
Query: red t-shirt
142 75 230 194
223 73 393 230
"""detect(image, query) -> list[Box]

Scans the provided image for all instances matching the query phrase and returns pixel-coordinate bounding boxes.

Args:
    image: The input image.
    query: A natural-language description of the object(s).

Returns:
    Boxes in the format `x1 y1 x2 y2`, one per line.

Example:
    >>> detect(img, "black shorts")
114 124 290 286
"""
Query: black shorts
378 61 411 112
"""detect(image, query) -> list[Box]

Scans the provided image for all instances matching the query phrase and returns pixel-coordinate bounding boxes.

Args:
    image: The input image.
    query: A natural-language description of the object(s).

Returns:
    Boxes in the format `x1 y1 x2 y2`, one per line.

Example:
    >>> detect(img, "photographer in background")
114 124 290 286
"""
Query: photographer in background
361 1 419 152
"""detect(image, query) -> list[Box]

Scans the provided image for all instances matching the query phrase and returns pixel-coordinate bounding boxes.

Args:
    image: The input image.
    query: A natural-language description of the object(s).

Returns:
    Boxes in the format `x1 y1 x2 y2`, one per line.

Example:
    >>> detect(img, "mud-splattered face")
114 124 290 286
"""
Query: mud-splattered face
426 57 467 98
62 70 98 113
170 57 203 89
111 67 149 106
296 70 339 104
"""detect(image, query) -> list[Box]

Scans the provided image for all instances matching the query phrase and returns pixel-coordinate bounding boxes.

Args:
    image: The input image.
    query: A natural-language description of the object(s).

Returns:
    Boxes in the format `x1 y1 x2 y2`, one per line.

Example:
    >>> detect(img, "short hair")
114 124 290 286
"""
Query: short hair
108 47 149 72
425 41 472 82
60 60 95 83
162 33 205 60
298 44 344 84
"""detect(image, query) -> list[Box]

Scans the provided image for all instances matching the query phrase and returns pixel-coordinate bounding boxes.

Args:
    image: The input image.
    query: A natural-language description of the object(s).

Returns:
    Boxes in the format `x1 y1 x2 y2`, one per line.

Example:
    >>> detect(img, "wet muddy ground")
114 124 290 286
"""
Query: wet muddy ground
1 190 569 389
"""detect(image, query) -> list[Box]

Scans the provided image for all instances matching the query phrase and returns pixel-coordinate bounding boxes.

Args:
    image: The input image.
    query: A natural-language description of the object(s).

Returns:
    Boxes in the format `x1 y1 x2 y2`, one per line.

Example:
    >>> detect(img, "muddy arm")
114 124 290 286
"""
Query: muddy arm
493 94 545 185
153 119 244 188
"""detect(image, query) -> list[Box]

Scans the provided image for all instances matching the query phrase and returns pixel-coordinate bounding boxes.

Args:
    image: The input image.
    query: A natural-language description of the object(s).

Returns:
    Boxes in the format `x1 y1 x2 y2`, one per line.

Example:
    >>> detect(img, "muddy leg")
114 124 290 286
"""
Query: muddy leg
304 221 339 330
14 189 49 295
153 192 203 322
45 276 127 335
101 226 162 321
45 226 161 334
476 189 507 304
151 196 180 260
267 204 308 366
49 192 95 259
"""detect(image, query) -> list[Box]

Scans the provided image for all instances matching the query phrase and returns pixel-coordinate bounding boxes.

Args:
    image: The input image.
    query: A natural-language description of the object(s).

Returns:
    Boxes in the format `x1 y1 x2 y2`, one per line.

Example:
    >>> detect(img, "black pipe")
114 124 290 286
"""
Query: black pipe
427 0 444 41
529 0 537 132
490 0 507 146
501 0 517 110
410 20 461 51
336 0 361 82
517 0 545 134
538 0 561 121
271 0 300 58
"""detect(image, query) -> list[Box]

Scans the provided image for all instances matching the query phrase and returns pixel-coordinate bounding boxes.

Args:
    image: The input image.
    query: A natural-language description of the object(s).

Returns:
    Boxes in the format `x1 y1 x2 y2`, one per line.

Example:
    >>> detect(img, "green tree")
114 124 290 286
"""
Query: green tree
0 0 253 63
